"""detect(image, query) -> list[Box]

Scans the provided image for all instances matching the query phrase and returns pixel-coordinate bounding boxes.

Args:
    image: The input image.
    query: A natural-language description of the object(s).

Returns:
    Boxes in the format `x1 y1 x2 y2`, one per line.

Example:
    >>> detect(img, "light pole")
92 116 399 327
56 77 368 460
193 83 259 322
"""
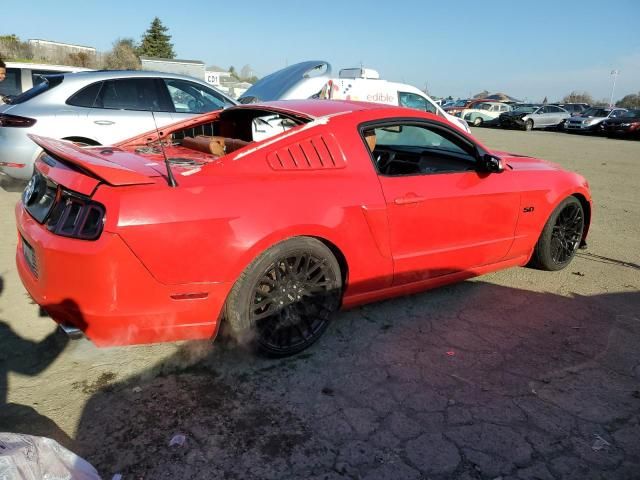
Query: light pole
609 70 619 107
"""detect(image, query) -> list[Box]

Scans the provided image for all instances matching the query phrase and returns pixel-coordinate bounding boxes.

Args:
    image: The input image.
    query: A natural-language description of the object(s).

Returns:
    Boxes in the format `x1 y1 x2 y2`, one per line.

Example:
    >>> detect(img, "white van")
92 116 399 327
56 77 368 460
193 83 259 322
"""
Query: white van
239 61 470 133
0 62 92 100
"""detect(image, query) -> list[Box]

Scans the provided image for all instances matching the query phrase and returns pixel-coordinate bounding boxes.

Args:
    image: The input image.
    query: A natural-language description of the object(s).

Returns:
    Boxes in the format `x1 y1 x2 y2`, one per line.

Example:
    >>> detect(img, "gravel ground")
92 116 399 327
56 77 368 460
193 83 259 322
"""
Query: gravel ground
0 129 639 479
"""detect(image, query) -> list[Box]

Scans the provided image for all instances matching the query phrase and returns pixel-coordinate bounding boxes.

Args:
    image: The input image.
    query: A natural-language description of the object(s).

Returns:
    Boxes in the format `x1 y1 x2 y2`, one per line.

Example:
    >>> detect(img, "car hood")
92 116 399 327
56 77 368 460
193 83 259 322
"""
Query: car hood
239 61 331 103
493 150 562 171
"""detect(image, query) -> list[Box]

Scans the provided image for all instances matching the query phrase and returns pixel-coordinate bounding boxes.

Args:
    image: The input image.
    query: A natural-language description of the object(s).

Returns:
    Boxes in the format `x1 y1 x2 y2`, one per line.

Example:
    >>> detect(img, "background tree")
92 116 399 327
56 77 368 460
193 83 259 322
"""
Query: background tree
138 17 175 58
228 65 238 79
65 51 96 68
103 38 140 70
616 92 640 109
562 91 594 104
0 34 33 61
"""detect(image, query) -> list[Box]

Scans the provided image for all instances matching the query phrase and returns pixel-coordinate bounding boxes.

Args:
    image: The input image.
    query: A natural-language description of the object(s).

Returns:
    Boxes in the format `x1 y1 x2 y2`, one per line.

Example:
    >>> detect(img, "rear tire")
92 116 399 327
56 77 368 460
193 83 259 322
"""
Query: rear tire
524 119 534 131
530 196 585 271
225 237 342 357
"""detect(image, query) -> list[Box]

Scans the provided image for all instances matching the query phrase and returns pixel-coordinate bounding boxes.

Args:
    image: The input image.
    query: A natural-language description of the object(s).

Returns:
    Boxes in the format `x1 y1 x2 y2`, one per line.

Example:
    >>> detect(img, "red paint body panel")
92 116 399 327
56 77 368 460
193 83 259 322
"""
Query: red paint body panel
16 100 592 347
16 204 228 346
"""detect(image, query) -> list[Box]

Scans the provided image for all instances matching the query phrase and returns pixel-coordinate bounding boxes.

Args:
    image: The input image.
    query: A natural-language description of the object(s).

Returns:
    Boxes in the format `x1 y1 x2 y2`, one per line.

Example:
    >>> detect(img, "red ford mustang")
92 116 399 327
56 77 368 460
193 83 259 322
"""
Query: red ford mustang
15 100 591 356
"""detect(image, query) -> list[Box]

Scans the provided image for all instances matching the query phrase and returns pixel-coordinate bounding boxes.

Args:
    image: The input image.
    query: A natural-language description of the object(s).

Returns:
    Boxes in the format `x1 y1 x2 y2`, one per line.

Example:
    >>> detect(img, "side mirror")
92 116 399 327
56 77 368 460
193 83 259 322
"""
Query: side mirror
480 154 504 173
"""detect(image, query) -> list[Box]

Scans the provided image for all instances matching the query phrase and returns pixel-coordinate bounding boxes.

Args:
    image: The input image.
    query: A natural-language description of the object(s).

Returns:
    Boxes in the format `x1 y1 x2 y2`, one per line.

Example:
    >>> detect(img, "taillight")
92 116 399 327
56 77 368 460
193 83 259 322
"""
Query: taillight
23 172 105 240
0 113 37 128
46 193 105 240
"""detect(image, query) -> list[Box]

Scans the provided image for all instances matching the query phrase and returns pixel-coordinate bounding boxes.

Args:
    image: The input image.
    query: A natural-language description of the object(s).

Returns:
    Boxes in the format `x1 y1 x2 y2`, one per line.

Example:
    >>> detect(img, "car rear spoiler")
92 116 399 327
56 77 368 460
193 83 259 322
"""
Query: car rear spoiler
29 134 157 186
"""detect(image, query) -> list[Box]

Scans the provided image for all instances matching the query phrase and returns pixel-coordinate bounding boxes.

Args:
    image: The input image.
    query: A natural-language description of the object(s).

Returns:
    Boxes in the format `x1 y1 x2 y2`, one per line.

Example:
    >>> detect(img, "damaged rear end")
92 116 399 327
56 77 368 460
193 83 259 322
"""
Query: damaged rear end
15 136 225 346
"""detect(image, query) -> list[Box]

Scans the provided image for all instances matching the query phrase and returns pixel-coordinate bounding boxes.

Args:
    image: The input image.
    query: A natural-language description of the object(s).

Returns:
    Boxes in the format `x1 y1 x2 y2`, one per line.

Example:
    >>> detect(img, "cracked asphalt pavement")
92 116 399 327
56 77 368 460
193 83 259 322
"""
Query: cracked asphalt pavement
0 129 639 479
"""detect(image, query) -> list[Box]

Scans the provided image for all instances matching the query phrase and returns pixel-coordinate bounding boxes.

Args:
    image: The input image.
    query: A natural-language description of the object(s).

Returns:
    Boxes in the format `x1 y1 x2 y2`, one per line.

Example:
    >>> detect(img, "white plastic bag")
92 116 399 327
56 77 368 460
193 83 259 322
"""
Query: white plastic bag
0 433 100 480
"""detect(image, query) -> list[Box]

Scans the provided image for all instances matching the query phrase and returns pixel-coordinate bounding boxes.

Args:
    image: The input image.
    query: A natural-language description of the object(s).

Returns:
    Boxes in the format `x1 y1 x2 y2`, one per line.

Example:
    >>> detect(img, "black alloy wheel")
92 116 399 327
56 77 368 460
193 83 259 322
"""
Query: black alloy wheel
225 237 342 356
531 196 585 271
549 202 584 265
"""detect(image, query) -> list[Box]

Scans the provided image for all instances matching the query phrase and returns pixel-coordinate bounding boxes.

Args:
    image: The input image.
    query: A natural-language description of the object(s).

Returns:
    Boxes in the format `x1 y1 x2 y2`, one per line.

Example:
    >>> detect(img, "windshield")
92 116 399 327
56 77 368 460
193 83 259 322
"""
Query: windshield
513 106 538 113
7 74 64 104
452 100 467 107
582 108 610 117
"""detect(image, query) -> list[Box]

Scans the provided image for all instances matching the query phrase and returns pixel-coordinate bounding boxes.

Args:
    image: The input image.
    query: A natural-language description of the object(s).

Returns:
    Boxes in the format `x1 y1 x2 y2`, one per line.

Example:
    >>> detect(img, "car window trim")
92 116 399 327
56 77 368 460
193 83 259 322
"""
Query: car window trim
358 118 480 178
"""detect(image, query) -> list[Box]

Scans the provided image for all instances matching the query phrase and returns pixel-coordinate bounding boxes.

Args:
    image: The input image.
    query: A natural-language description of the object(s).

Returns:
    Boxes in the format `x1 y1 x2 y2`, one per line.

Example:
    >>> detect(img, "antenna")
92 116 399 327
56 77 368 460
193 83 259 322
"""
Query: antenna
151 111 178 188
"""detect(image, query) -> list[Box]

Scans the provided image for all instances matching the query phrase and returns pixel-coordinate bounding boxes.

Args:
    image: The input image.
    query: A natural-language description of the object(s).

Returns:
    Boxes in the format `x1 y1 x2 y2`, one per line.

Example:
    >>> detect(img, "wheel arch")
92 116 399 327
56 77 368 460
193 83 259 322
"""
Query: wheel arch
312 236 349 288
571 192 591 246
230 228 353 290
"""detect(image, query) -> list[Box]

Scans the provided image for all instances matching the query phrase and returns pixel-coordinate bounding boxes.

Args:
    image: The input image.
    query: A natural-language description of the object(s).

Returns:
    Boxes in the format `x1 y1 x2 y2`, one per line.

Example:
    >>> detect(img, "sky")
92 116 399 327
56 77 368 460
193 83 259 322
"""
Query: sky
5 0 640 101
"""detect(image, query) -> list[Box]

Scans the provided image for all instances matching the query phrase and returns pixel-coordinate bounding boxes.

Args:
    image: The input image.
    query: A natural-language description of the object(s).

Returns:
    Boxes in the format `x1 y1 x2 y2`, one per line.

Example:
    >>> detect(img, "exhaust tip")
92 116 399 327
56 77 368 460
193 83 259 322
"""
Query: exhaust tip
59 323 84 339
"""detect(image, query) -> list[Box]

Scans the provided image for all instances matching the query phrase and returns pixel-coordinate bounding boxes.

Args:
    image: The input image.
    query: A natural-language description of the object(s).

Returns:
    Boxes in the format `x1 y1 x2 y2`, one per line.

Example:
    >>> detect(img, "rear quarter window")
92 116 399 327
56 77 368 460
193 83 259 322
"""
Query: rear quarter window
66 82 103 107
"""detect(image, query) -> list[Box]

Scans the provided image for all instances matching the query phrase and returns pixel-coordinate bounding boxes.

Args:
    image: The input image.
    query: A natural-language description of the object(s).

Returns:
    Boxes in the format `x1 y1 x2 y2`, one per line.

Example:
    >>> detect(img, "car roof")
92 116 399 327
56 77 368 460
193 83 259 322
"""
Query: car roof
56 69 213 82
232 99 397 119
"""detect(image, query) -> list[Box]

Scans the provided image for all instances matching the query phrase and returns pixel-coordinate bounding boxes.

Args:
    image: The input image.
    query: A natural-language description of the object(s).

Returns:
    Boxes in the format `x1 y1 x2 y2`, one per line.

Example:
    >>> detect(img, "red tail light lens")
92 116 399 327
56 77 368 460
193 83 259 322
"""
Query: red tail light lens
0 113 37 128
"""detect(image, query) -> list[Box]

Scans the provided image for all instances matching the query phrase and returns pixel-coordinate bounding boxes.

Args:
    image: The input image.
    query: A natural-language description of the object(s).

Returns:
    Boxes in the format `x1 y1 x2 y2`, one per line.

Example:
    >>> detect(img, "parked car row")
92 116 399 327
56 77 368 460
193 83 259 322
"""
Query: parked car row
466 102 639 139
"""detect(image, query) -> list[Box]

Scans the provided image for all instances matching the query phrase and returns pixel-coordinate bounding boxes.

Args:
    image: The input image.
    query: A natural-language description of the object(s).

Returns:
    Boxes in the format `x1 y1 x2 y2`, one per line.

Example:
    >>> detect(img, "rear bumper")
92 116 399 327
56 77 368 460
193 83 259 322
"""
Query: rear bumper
15 203 231 346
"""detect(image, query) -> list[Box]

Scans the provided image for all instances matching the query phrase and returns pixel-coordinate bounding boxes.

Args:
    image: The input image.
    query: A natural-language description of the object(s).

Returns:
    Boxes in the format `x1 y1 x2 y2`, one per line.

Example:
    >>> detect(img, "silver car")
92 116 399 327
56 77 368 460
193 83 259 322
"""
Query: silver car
565 107 627 133
0 70 236 180
499 104 571 131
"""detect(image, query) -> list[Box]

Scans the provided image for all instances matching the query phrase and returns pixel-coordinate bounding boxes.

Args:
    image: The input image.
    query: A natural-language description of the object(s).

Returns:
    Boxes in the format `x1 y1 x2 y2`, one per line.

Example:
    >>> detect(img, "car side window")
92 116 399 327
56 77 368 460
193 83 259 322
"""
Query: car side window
163 79 229 113
363 122 477 177
66 81 103 108
95 78 161 111
398 92 437 114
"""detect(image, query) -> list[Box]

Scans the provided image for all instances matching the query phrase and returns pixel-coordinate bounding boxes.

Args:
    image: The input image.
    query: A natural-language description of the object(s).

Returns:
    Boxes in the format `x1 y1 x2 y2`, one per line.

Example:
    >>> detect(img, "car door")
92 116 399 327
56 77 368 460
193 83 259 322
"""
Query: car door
85 78 174 145
160 78 232 121
366 120 521 285
547 105 567 126
534 106 551 126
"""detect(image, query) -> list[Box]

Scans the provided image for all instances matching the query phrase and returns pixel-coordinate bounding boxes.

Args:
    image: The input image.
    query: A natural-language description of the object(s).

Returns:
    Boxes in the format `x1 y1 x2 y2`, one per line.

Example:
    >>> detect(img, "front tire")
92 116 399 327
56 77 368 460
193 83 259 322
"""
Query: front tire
225 237 342 356
530 196 585 271
524 119 534 131
473 117 483 127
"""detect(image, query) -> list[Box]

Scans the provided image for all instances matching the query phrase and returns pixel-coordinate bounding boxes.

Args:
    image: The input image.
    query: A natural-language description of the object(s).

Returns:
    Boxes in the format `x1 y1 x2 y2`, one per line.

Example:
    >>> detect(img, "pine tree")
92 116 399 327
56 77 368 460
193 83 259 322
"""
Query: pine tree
138 17 175 59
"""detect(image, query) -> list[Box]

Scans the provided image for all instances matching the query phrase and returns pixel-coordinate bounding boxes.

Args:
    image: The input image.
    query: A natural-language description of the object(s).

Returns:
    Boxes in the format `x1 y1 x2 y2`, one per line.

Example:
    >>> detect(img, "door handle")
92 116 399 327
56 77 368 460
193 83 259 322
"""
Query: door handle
394 194 425 205
94 120 115 125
